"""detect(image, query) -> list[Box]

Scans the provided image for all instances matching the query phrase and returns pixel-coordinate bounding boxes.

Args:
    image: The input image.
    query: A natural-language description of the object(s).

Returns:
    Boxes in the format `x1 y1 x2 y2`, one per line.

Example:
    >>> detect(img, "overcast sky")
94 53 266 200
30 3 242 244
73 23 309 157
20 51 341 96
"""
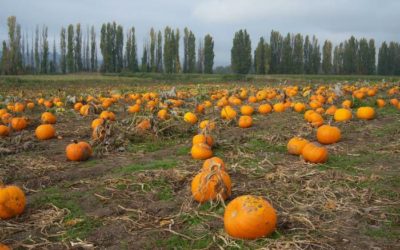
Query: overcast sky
1 0 399 66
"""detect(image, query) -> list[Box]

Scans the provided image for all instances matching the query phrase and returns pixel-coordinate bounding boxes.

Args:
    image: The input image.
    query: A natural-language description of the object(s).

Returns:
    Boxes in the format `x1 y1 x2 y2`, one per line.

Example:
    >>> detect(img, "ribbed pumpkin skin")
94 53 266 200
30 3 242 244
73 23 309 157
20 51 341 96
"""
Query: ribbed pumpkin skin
0 185 26 219
66 141 92 161
224 195 277 239
287 137 309 155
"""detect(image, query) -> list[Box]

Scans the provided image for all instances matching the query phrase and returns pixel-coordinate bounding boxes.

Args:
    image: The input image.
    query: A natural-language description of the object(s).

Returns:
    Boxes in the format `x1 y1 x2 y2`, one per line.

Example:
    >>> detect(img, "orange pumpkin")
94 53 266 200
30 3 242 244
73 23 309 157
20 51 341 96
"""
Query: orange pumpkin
302 142 328 163
238 115 252 128
258 104 272 114
192 134 214 147
0 185 26 219
191 169 231 203
157 109 169 120
317 125 341 144
0 125 10 137
334 109 352 122
356 107 375 120
41 112 57 124
221 106 237 120
100 111 116 121
202 157 226 172
390 98 399 107
224 195 277 239
273 103 285 112
293 102 306 113
0 243 11 250
137 119 151 131
1 113 12 124
74 102 83 111
91 118 104 130
35 124 56 140
191 143 213 160
240 105 254 116
66 141 92 161
199 120 216 131
309 112 324 127
287 137 309 155
10 117 27 131
376 99 385 108
184 112 198 125
128 104 141 113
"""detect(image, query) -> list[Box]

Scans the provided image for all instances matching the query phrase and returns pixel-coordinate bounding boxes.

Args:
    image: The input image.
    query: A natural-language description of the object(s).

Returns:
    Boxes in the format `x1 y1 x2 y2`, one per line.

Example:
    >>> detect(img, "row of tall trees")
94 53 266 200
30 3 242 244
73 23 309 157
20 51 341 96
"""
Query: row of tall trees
232 29 399 75
0 16 214 75
1 16 400 75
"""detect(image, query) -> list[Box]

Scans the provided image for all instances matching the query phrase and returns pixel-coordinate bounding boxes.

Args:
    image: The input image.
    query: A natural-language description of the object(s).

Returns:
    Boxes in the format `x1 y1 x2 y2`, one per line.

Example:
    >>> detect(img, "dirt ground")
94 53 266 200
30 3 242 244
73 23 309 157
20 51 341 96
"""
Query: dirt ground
0 80 399 249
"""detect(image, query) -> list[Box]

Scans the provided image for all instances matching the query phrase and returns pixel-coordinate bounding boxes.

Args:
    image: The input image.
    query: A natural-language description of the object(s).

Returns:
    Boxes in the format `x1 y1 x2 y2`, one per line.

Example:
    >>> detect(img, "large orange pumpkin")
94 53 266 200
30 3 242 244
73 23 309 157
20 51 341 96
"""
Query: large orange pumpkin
224 195 277 239
0 243 11 250
240 105 254 115
184 112 198 125
334 109 352 122
10 117 27 131
191 169 231 203
238 115 253 128
0 185 26 219
258 104 272 115
192 134 214 147
0 125 10 137
41 112 57 124
316 125 341 144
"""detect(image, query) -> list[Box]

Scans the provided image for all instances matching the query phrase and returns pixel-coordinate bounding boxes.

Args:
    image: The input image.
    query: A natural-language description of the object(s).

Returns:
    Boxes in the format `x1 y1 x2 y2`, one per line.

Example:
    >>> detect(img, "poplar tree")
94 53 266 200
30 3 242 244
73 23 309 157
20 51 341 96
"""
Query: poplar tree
322 40 332 74
254 37 266 74
40 25 49 73
67 24 74 73
303 35 312 74
90 26 97 71
292 34 304 74
203 34 214 74
156 31 163 72
197 40 204 73
60 27 67 73
163 27 173 73
311 36 321 74
149 28 156 72
116 25 124 72
231 29 252 74
281 33 293 73
75 24 82 71
34 26 40 73
367 39 376 74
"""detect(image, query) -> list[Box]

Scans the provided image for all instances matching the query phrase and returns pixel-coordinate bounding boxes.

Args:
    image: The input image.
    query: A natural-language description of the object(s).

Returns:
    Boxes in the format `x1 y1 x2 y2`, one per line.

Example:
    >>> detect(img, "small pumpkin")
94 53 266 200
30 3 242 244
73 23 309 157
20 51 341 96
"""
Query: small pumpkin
334 108 352 122
100 111 116 121
287 137 309 155
41 112 57 124
240 105 254 116
184 112 198 125
66 141 92 161
157 109 169 120
376 99 385 108
356 107 375 120
224 195 277 239
317 125 341 144
221 106 237 120
0 185 26 219
293 102 306 113
191 169 231 203
258 104 272 114
91 118 104 130
0 125 10 137
309 112 324 127
136 119 151 131
238 115 253 128
199 120 216 131
302 142 328 164
273 103 285 112
35 124 56 140
191 143 213 160
192 134 214 147
128 104 141 113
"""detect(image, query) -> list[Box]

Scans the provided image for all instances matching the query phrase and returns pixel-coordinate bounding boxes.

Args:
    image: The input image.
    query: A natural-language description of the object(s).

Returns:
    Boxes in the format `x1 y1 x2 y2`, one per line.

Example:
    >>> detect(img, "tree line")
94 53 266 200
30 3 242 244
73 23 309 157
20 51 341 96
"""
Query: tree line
1 16 399 76
0 16 214 75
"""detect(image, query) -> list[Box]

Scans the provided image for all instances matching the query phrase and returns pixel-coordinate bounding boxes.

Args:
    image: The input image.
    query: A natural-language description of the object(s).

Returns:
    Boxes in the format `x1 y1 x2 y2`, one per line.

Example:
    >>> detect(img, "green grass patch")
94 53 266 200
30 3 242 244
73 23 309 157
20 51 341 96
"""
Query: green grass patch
145 178 174 201
246 138 286 153
156 234 213 249
114 159 177 174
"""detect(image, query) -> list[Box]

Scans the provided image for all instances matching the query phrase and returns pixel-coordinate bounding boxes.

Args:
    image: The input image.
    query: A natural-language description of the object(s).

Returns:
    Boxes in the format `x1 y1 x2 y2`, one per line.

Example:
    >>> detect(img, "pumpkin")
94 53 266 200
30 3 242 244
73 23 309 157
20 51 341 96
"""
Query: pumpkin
0 125 10 137
128 104 141 113
35 124 55 140
137 119 151 131
240 105 254 115
199 120 216 131
293 102 306 113
202 157 226 172
100 111 116 121
325 105 337 115
390 98 399 107
248 96 257 103
221 106 237 120
309 112 324 127
157 109 169 120
66 141 92 161
302 142 328 163
91 118 104 129
41 112 57 124
74 102 83 111
192 134 214 147
184 112 198 125
79 104 90 116
191 169 231 203
287 137 309 155
334 108 352 122
356 107 375 120
317 125 341 144
258 104 272 114
224 195 277 239
1 113 12 124
191 143 213 160
0 243 11 250
238 115 253 128
10 117 27 131
341 100 352 109
273 103 285 112
44 100 53 108
376 99 385 108
14 102 25 112
0 185 26 219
